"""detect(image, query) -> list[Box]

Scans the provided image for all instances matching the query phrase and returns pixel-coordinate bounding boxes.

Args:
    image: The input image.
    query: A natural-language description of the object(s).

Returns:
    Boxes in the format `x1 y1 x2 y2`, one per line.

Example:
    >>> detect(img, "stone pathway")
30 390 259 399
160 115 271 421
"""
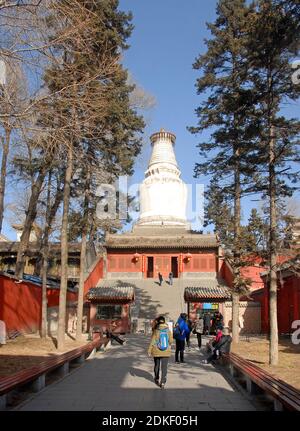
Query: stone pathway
16 335 256 411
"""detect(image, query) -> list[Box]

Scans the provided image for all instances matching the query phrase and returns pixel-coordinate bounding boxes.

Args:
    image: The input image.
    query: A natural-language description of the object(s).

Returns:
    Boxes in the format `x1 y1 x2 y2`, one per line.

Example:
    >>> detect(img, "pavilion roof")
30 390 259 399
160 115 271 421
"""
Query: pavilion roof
105 232 219 249
87 286 135 303
184 286 232 302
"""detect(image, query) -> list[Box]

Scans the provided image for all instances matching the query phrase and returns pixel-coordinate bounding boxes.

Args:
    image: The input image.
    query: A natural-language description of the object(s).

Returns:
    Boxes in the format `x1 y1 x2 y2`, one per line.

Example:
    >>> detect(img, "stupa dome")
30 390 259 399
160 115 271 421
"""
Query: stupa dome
137 129 189 228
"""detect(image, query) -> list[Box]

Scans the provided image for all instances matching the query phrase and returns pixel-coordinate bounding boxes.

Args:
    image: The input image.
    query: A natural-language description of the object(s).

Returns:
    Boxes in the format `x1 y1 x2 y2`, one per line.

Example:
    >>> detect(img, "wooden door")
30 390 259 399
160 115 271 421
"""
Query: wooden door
154 256 171 278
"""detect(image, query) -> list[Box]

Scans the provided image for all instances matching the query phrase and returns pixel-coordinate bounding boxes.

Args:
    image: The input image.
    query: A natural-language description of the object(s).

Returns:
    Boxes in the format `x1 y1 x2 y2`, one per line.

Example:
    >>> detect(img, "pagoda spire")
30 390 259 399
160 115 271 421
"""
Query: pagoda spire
136 129 189 228
148 128 178 168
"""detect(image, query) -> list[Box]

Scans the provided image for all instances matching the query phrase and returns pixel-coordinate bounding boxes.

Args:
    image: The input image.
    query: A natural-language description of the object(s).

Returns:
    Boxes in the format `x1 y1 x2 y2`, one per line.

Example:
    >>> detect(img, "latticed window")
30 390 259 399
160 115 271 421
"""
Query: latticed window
200 258 208 270
209 257 216 270
193 257 201 270
109 257 116 269
96 305 122 320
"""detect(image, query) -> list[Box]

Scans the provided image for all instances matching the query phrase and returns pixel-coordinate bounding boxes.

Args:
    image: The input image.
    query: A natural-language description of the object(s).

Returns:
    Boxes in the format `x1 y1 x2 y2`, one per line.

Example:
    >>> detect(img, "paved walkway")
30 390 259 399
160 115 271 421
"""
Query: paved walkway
16 335 256 411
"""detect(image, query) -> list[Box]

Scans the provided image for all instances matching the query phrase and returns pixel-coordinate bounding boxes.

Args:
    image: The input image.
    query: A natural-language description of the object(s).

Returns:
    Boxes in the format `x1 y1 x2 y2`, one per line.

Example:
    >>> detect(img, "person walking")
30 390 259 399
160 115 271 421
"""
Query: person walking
204 312 211 335
168 271 173 286
173 313 190 363
186 318 193 349
194 315 204 349
148 315 173 389
158 272 163 286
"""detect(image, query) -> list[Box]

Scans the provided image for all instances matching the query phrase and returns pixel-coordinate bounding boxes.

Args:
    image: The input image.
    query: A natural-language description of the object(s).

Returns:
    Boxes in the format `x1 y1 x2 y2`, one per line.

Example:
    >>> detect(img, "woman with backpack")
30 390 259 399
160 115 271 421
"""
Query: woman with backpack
147 315 173 389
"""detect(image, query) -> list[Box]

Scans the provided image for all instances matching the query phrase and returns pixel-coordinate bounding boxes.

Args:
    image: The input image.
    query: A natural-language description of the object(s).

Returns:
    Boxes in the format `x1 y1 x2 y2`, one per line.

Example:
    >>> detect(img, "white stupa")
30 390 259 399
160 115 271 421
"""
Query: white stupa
137 129 189 229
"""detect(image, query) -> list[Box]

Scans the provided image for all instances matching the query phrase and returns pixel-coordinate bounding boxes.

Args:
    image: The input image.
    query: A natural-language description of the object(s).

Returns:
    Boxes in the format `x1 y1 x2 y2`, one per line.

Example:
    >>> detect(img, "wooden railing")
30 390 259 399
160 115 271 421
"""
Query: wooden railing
0 337 109 410
221 352 300 411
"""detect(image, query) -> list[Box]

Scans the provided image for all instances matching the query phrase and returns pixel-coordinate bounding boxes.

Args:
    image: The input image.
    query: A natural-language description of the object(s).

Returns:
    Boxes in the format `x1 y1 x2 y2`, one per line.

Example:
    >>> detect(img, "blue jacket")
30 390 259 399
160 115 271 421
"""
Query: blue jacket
175 317 190 341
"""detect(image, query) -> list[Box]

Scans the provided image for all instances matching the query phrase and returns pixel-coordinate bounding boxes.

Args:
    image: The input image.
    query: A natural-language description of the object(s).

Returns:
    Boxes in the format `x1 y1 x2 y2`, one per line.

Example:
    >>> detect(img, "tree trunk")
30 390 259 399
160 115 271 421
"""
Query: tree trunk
41 186 62 337
76 229 87 340
15 168 47 279
40 172 52 338
232 139 241 344
41 251 48 338
232 291 240 343
0 126 11 234
269 125 278 365
57 146 73 350
40 172 64 338
76 168 91 340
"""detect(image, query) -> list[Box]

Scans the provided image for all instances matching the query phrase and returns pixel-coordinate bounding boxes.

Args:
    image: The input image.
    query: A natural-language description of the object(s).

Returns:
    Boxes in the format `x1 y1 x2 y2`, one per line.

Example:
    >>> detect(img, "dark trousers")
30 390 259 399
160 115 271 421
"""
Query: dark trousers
207 350 219 363
154 357 169 384
204 326 211 335
196 333 202 348
186 333 190 348
175 339 185 362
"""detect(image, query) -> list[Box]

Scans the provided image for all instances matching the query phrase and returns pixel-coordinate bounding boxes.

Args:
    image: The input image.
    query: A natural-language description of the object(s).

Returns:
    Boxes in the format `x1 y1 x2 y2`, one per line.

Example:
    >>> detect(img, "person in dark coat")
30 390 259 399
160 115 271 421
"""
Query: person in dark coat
204 327 232 364
174 313 190 363
213 311 224 332
168 272 173 286
204 312 211 335
158 272 163 286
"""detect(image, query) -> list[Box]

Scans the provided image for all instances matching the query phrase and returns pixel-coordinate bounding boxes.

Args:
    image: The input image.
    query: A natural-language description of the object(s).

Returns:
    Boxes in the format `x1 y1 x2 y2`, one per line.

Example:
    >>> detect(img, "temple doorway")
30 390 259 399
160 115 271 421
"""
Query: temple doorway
147 256 154 278
171 256 178 278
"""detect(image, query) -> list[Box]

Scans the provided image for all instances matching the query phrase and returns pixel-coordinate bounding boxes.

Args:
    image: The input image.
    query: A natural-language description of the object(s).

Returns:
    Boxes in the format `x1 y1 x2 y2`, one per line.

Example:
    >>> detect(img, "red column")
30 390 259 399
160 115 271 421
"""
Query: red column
293 277 299 321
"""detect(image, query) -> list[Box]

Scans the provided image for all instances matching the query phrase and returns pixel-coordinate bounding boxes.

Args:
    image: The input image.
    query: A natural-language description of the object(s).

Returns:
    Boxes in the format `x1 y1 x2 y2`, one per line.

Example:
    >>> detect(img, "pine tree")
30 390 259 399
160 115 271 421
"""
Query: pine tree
247 208 268 253
190 0 259 343
40 0 144 348
246 0 300 365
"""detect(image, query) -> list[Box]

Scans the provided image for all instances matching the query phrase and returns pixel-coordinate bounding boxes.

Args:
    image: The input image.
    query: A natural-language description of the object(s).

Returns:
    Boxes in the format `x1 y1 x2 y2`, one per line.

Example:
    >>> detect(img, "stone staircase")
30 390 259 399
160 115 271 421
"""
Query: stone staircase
97 274 225 332
97 278 186 326
129 279 187 322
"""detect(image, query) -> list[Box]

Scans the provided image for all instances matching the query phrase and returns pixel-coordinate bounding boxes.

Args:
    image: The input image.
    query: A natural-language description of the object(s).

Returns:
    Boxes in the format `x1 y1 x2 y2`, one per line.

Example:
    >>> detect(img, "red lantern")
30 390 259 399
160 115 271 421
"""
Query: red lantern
185 253 192 263
133 252 140 263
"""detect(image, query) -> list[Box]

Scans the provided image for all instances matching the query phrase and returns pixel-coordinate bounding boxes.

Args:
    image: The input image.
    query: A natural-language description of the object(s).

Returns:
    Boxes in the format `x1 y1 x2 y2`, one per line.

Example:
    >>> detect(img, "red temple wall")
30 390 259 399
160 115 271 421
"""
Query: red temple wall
220 259 266 290
107 252 142 273
251 275 300 334
107 250 218 277
0 275 77 333
84 257 104 296
181 253 217 272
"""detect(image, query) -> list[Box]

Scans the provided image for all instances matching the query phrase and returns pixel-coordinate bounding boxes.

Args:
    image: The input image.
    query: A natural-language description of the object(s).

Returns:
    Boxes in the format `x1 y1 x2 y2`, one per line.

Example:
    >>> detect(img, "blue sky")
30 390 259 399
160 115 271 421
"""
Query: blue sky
2 0 299 239
119 0 219 231
119 0 300 232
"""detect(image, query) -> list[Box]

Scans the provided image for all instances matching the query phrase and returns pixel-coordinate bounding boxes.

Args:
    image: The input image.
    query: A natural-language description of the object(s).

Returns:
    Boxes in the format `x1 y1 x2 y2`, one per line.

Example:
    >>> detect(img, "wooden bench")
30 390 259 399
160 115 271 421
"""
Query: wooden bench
221 352 300 411
0 337 109 410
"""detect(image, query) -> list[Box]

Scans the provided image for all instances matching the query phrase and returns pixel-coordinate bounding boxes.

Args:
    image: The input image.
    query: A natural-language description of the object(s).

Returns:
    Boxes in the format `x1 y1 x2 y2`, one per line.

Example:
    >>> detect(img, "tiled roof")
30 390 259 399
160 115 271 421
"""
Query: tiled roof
184 286 232 302
0 241 83 254
87 286 135 303
105 233 219 249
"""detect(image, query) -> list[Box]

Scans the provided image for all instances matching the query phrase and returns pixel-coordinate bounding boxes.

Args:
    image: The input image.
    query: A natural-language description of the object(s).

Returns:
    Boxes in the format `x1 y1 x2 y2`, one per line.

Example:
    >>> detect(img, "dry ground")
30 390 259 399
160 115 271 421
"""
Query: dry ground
232 337 300 391
0 334 87 377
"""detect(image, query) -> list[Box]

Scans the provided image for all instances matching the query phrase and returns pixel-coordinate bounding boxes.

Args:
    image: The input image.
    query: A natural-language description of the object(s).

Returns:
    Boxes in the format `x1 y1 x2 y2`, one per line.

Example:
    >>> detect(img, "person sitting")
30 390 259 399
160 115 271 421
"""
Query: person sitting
203 327 232 364
206 328 222 354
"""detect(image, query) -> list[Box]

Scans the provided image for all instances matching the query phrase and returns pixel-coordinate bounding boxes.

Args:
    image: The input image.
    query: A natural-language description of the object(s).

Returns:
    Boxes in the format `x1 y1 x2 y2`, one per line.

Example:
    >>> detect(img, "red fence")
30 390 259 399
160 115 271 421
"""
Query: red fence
0 256 104 333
